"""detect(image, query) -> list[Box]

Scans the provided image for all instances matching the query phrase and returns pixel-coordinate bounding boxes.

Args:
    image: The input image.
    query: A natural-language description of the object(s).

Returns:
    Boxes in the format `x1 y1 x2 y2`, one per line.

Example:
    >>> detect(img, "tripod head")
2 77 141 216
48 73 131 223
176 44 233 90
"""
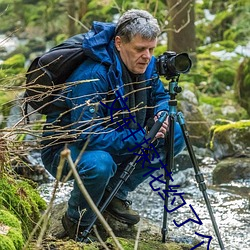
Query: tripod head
168 76 182 100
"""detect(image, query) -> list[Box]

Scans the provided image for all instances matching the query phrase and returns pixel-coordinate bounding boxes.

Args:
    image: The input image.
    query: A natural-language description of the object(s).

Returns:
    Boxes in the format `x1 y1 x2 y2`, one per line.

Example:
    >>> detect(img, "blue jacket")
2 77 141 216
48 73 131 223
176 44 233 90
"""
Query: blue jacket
44 21 170 155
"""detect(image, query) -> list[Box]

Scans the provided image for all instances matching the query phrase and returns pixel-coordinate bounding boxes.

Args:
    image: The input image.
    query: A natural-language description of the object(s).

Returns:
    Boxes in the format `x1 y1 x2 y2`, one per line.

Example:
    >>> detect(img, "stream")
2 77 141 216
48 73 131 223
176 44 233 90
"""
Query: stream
38 154 250 250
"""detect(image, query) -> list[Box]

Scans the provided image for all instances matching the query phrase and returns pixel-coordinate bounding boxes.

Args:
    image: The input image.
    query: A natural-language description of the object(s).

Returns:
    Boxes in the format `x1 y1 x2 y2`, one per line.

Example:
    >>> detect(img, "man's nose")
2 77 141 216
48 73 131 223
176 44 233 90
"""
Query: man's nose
142 49 151 59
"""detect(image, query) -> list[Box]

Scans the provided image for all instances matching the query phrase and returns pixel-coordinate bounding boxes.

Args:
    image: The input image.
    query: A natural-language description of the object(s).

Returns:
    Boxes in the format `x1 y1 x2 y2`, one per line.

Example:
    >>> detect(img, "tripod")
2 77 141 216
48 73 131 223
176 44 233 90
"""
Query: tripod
161 77 225 249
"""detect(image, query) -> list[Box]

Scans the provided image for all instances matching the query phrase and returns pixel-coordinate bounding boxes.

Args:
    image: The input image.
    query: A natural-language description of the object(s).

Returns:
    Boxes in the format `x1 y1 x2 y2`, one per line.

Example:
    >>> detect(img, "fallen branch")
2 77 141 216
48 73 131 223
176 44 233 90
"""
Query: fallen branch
62 148 124 250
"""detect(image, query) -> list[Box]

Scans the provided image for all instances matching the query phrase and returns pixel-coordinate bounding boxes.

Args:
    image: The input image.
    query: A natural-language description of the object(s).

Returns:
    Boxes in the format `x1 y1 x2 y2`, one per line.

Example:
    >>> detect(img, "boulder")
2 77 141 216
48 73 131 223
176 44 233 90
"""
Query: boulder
177 83 211 148
41 201 207 250
209 119 250 160
213 157 250 184
209 119 250 183
179 100 211 148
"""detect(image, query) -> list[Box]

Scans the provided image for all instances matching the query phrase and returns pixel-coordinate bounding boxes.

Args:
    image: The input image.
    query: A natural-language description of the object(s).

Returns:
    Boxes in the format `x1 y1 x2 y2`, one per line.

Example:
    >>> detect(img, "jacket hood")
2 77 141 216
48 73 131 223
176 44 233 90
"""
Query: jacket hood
82 21 116 65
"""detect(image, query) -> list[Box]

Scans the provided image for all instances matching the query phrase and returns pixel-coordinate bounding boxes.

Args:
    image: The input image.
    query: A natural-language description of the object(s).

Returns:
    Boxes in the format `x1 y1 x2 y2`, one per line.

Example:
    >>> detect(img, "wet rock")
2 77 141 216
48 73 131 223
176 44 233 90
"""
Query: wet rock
213 157 250 184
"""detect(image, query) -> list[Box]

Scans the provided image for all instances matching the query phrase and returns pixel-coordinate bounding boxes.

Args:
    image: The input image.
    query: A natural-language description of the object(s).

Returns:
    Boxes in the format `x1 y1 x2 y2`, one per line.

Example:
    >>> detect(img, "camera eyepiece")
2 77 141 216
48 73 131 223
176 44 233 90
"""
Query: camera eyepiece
156 51 192 79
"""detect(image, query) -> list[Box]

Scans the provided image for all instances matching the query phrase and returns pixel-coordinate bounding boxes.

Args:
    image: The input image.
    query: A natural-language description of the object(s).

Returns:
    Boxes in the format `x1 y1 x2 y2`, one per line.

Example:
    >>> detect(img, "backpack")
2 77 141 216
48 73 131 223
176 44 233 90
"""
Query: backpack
24 34 87 115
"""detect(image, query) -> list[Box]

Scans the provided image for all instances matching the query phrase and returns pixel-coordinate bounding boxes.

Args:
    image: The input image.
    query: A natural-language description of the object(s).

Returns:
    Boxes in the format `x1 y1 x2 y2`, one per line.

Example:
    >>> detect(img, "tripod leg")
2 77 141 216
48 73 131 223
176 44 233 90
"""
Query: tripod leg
177 112 225 250
162 114 175 243
81 159 138 240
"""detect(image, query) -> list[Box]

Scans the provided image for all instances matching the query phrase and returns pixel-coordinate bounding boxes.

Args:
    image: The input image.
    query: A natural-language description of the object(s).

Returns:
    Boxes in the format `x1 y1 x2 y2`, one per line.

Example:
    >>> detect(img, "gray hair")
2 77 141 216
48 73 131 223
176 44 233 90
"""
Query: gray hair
115 9 160 43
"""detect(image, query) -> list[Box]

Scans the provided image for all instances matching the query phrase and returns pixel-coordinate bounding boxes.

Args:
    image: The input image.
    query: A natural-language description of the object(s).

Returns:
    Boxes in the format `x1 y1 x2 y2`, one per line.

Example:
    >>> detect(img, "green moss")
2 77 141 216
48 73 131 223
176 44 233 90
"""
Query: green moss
0 91 17 109
7 228 24 249
1 54 25 69
106 237 204 250
55 34 68 45
199 90 248 121
84 243 100 250
0 235 16 250
214 119 232 125
213 120 250 133
0 209 24 249
213 67 235 86
0 209 21 229
217 40 237 51
0 175 47 239
0 54 26 86
209 120 250 150
199 95 224 107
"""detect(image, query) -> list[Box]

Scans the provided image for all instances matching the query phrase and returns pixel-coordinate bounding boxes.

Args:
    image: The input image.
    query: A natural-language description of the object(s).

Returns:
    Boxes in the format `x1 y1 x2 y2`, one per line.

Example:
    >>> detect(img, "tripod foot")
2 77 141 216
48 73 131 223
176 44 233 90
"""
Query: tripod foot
161 227 168 243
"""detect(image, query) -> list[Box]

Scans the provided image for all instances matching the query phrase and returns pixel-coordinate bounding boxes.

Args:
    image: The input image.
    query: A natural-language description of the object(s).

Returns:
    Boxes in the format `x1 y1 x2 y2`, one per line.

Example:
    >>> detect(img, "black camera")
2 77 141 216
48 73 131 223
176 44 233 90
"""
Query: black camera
156 51 192 79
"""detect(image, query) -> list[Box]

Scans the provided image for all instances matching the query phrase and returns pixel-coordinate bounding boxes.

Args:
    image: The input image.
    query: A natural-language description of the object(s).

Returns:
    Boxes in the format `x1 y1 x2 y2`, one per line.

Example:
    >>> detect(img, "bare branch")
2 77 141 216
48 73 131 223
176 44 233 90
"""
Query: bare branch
63 148 124 250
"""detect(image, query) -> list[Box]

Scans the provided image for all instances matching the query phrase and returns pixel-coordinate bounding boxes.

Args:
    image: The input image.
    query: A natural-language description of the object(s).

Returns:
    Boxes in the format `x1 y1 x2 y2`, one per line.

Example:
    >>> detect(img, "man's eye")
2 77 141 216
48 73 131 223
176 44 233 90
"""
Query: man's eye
136 48 144 52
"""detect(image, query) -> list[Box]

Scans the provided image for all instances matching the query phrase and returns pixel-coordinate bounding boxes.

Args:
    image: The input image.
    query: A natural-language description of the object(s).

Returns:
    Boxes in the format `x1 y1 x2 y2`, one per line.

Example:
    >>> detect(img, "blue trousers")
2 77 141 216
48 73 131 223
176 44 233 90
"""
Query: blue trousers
41 123 185 226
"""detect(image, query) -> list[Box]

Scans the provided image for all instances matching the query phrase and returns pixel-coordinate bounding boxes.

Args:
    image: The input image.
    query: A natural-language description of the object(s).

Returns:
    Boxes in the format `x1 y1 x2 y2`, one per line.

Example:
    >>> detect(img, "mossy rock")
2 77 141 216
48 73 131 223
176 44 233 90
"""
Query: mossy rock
0 174 47 239
213 67 235 86
106 237 206 250
42 202 207 250
199 92 248 122
209 120 250 160
28 237 205 250
0 209 24 250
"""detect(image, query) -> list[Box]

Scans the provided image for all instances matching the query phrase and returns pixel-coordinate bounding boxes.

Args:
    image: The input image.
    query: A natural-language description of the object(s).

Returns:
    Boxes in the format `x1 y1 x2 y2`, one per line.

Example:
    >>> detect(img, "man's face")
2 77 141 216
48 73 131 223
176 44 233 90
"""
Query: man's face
115 35 157 74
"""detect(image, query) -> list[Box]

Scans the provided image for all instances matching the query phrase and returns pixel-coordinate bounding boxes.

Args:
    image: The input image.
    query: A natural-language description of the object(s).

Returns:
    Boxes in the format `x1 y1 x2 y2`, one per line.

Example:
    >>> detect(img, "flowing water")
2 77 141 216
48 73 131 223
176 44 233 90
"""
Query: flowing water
38 156 250 250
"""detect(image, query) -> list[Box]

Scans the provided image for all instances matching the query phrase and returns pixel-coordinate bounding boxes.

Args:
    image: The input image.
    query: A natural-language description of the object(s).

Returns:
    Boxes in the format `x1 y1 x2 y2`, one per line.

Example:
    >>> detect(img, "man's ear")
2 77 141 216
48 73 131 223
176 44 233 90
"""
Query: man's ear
115 36 122 51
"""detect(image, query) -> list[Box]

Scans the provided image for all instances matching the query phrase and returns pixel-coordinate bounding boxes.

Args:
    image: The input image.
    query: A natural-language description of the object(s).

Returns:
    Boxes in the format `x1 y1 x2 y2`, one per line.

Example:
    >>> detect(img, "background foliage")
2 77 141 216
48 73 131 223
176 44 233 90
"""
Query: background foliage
0 0 250 119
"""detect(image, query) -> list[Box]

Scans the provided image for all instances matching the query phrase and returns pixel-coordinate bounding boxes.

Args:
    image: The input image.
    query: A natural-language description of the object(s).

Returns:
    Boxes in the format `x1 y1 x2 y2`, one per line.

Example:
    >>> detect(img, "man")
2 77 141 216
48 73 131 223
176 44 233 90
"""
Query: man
41 9 185 241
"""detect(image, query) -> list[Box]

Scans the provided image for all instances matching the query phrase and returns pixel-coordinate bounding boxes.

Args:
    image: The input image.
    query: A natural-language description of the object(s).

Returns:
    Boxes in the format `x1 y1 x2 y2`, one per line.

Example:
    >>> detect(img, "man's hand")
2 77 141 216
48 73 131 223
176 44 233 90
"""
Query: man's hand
154 111 169 139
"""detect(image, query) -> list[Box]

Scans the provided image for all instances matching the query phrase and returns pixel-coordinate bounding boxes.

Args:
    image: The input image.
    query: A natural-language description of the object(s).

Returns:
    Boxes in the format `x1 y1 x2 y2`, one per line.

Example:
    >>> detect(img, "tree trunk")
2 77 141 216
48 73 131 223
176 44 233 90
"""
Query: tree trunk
78 0 88 20
67 0 77 36
167 0 196 62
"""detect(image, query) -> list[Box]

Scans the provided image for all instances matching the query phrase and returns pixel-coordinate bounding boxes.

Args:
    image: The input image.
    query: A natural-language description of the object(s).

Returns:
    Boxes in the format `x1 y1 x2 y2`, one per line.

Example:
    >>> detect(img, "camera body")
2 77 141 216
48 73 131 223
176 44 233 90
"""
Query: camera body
156 51 192 79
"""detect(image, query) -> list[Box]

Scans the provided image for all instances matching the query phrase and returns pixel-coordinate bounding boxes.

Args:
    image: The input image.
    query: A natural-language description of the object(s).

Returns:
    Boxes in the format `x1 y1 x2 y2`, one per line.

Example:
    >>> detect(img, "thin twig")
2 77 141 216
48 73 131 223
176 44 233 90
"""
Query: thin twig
134 220 142 250
68 14 90 31
93 225 110 250
22 154 65 249
61 148 124 250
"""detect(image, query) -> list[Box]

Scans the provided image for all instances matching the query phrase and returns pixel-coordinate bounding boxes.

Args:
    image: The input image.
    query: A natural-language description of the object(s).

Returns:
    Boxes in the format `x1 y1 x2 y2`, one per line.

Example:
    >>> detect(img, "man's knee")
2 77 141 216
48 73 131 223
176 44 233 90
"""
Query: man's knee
77 150 117 181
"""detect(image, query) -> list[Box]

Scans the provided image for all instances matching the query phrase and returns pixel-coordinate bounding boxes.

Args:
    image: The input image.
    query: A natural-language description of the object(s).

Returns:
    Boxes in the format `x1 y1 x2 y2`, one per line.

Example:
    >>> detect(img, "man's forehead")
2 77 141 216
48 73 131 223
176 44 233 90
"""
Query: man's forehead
129 35 157 46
